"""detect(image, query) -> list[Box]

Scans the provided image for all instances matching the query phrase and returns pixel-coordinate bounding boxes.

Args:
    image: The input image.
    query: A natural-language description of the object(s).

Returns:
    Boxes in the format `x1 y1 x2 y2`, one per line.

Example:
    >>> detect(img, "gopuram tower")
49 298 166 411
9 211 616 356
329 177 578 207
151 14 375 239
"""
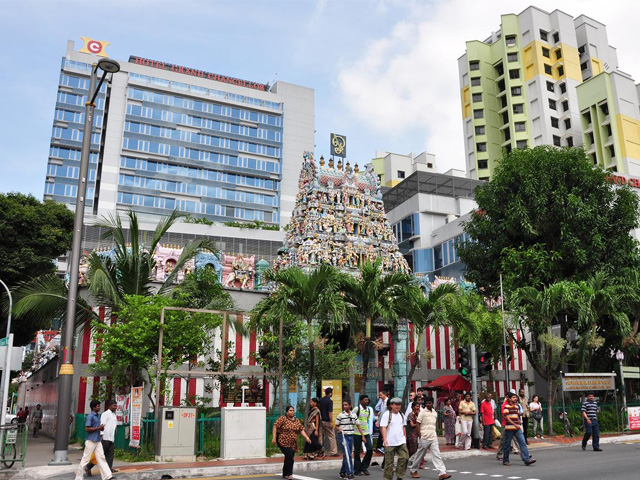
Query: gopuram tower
274 151 410 275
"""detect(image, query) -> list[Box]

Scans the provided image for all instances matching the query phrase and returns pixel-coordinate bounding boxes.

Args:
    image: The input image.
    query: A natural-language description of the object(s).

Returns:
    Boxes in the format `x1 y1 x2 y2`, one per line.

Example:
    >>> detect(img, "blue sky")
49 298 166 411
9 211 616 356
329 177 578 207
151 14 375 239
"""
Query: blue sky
1 0 639 196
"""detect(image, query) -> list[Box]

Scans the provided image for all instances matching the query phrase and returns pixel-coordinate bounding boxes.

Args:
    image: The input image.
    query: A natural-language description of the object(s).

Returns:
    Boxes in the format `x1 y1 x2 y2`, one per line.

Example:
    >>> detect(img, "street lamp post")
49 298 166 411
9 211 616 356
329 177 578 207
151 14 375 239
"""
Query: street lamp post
50 58 120 465
0 279 13 430
616 350 627 431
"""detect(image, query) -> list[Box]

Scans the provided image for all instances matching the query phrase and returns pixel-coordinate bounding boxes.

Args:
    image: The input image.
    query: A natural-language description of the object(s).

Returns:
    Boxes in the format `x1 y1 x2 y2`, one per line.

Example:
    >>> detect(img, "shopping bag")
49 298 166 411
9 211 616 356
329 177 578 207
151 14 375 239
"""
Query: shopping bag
90 452 96 464
493 426 501 439
455 418 462 437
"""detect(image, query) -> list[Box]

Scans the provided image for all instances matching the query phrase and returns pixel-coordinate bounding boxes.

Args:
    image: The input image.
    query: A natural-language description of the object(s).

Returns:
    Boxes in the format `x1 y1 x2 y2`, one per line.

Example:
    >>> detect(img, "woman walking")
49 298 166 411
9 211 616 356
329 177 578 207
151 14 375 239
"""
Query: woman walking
272 406 312 479
442 399 456 445
304 398 325 459
406 402 421 458
529 395 544 438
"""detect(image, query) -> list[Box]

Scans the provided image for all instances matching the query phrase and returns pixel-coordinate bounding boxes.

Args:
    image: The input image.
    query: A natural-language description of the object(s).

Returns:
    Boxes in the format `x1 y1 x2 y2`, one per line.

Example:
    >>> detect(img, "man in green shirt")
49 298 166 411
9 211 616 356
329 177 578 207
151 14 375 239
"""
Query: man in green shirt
353 395 373 476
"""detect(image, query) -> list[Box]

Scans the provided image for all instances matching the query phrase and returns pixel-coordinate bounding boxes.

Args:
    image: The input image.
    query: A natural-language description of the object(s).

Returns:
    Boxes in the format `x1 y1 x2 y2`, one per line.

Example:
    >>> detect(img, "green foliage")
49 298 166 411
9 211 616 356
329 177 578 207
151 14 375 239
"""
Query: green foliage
308 339 357 387
171 268 235 311
183 214 214 226
458 146 639 296
206 341 241 401
223 220 279 231
454 290 504 359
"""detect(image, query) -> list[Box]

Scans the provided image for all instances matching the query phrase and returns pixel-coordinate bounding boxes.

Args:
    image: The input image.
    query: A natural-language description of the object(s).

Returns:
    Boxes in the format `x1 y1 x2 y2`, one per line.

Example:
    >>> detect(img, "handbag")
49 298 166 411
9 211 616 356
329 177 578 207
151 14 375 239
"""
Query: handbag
532 408 543 421
492 425 501 439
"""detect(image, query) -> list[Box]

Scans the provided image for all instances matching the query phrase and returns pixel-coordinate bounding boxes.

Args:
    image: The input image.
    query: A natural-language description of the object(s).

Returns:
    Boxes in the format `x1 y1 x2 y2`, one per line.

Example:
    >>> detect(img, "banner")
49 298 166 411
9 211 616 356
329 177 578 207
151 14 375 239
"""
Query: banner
561 373 615 392
129 385 144 448
116 394 130 425
629 406 640 431
321 379 343 422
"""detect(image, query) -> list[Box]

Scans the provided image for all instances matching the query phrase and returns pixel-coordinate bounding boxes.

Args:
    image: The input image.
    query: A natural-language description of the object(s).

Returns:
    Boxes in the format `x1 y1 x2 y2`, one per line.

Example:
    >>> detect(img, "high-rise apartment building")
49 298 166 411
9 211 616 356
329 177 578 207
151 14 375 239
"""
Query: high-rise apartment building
459 7 620 179
45 39 314 228
371 151 437 188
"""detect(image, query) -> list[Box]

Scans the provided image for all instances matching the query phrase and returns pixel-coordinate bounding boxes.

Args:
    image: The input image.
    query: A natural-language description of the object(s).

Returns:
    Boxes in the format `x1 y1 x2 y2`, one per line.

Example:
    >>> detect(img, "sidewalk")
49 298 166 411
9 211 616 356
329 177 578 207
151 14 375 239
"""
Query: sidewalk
14 433 640 480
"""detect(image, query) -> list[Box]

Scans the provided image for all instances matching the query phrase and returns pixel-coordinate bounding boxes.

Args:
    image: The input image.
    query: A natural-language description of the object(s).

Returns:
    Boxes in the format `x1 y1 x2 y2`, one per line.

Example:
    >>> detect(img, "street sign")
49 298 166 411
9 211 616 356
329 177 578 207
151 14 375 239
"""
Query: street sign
622 366 640 379
0 347 23 372
0 338 8 347
561 373 616 392
629 406 640 430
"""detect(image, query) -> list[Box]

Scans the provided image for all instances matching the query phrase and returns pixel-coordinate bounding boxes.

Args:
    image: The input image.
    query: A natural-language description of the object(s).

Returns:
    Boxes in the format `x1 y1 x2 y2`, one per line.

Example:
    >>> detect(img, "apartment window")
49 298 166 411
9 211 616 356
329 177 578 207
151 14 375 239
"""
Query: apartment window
553 135 561 146
513 104 524 114
473 109 484 119
472 93 482 103
542 47 551 58
507 53 518 62
509 69 520 79
506 35 517 47
475 125 486 135
544 64 552 75
517 140 528 149
559 82 567 94
476 142 487 152
540 30 548 42
592 153 598 165
470 60 480 71
606 124 612 138
511 86 522 96
581 61 589 71
551 117 559 128
555 48 562 60
567 136 574 147
549 99 557 110
609 145 616 158
583 111 592 124
478 160 489 169
502 112 509 125
546 81 555 92
601 102 609 115
588 132 595 144
505 144 512 155
564 118 572 130
397 170 406 179
515 121 526 132
471 77 481 87
497 79 506 92
500 95 508 108
503 129 511 142
495 62 504 76
562 100 569 112
553 32 560 44
557 65 564 77
578 45 586 55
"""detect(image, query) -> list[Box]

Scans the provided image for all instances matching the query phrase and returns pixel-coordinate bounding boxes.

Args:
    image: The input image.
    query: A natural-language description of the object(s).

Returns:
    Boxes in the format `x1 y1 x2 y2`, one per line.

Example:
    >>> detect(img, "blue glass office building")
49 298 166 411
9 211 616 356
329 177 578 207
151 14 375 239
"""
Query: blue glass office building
45 40 314 228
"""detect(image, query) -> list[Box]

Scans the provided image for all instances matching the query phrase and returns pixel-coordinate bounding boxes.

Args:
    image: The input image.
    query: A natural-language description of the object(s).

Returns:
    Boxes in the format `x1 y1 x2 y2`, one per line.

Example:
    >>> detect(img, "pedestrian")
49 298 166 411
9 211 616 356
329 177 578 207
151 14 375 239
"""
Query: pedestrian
518 388 530 444
272 405 312 480
17 406 28 424
379 397 409 480
442 399 456 445
75 400 113 480
303 398 325 459
353 395 373 476
480 393 495 449
406 402 421 458
32 404 43 438
457 392 476 450
529 395 544 439
336 400 363 479
496 393 519 461
581 392 602 452
502 392 536 467
404 392 417 419
451 393 462 416
319 387 338 456
86 399 118 476
375 389 389 453
408 396 451 480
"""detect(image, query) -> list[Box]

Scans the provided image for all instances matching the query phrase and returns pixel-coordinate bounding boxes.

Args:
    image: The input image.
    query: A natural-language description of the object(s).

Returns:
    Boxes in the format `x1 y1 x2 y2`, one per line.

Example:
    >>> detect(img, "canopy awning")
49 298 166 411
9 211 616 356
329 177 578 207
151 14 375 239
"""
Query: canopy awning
425 374 472 393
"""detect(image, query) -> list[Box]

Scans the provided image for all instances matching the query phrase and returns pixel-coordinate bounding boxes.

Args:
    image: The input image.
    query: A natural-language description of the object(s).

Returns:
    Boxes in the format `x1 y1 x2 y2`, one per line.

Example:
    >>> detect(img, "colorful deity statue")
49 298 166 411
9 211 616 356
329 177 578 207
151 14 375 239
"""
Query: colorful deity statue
222 253 255 290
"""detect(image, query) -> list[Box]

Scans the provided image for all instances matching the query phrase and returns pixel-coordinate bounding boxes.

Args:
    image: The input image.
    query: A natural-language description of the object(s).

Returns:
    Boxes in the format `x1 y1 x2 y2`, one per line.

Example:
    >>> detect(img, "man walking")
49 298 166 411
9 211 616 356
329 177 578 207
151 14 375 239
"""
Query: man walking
336 400 363 479
502 393 536 467
480 393 494 449
380 398 408 480
581 392 602 452
86 399 118 476
457 393 476 451
518 388 530 444
76 400 113 480
31 404 43 438
408 396 451 480
320 387 338 456
375 389 389 453
353 395 373 476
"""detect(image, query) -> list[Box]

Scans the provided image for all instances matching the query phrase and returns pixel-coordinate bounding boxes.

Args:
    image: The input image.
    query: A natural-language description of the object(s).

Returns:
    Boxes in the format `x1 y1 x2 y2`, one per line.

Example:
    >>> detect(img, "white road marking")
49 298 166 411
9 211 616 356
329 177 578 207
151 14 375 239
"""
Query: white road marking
490 475 504 478
460 472 472 474
475 474 488 476
291 475 324 480
507 477 521 479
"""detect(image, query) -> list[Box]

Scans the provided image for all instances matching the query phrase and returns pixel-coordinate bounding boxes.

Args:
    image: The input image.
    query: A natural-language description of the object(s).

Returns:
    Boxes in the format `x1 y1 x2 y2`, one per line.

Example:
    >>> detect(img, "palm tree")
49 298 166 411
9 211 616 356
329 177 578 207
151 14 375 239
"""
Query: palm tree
340 260 420 395
251 265 347 423
511 281 579 435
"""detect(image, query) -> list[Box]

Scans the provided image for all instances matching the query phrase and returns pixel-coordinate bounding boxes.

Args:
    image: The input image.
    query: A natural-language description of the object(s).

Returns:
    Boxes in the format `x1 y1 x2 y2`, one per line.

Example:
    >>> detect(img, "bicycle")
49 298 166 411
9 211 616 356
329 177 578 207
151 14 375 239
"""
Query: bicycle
1 429 17 469
558 411 573 437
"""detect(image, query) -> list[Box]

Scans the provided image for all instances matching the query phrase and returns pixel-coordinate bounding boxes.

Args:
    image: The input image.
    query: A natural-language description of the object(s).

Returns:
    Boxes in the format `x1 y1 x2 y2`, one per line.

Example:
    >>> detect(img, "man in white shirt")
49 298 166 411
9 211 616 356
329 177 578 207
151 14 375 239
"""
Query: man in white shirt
380 397 408 480
85 400 118 476
409 396 451 479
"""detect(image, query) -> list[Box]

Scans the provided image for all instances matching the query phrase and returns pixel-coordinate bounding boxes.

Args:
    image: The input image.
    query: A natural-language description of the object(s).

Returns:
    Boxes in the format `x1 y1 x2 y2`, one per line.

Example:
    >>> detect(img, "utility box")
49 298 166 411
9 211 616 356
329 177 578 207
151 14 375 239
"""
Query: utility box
155 406 197 462
221 406 266 459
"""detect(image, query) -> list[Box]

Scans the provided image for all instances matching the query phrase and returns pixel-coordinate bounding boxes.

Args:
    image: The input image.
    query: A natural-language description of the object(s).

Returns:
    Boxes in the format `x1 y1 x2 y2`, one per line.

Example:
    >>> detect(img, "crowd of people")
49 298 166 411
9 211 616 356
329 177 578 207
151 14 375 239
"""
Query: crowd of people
14 404 44 437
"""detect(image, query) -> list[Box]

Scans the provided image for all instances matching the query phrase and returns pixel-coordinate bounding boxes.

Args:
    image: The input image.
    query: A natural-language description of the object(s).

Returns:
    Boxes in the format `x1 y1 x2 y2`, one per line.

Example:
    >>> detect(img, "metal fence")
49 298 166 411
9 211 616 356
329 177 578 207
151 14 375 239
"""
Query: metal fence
0 423 28 469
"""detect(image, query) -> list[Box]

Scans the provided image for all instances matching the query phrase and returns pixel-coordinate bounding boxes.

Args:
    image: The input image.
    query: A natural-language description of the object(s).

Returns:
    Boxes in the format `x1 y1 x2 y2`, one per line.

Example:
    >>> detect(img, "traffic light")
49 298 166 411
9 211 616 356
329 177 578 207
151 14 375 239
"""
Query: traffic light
477 351 493 376
501 343 513 362
457 347 470 377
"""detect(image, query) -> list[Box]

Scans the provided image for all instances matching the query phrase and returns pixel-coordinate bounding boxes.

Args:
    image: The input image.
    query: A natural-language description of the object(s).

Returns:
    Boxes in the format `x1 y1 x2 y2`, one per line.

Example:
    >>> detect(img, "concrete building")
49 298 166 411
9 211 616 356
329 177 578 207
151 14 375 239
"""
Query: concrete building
45 39 314 229
459 6 620 179
372 151 437 187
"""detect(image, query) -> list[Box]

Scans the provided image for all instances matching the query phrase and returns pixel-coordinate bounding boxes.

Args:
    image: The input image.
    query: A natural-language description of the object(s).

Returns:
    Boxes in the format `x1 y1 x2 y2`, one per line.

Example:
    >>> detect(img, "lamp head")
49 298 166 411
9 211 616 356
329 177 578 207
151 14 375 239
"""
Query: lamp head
97 58 121 74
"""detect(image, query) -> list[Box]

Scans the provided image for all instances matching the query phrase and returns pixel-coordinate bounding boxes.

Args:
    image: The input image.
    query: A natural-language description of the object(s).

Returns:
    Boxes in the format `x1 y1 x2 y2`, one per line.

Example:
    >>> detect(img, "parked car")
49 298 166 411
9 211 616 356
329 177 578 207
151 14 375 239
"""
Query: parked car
5 409 17 424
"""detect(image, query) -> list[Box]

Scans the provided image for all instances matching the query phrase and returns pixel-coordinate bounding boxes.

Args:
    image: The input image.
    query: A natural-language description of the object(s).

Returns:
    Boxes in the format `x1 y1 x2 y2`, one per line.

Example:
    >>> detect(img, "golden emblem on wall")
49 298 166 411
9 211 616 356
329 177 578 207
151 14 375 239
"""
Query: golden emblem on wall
79 37 110 58
331 133 347 157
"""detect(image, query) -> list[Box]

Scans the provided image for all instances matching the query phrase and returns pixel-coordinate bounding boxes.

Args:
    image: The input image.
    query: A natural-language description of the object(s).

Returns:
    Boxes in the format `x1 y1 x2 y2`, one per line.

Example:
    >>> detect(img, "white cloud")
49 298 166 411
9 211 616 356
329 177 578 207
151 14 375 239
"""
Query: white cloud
336 0 640 173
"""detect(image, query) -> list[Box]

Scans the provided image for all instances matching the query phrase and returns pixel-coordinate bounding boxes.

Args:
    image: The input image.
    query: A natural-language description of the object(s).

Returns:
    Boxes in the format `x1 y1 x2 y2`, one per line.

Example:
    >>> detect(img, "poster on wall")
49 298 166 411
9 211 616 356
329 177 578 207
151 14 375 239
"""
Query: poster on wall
116 394 130 425
129 385 144 448
629 406 640 430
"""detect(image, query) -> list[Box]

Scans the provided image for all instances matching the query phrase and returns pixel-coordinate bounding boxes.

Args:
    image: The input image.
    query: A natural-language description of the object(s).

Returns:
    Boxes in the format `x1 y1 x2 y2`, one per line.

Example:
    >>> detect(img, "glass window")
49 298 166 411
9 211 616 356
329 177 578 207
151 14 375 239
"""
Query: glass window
513 104 524 114
511 86 522 96
549 99 557 110
507 53 518 62
546 81 554 92
475 125 485 135
542 47 550 58
473 109 484 119
505 35 517 47
544 64 552 75
469 61 480 71
471 77 481 87
540 30 548 42
476 142 487 152
509 69 520 79
514 121 526 132
472 93 482 103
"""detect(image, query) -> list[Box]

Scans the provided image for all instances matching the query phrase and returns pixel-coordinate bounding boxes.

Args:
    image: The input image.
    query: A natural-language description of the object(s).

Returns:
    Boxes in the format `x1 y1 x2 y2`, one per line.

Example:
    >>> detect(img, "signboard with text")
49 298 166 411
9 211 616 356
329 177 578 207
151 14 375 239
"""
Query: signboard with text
129 385 144 448
628 406 640 430
321 379 343 422
561 373 616 392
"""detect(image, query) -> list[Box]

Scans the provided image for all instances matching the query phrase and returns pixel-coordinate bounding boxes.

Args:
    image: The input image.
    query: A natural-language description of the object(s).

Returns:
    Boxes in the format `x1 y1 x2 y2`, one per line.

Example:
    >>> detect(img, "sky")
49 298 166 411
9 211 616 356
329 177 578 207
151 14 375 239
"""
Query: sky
1 0 640 197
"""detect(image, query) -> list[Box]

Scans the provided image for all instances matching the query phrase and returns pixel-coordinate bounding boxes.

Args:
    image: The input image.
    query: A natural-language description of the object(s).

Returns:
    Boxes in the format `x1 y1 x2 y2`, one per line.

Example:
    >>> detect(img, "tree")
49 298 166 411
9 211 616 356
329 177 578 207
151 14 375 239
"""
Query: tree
340 260 419 395
251 265 347 425
0 193 74 342
458 146 639 296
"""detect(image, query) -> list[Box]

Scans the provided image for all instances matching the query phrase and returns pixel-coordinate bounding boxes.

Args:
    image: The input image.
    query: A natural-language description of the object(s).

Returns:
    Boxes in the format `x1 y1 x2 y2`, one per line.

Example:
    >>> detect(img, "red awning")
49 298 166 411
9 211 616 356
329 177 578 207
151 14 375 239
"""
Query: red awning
425 375 472 393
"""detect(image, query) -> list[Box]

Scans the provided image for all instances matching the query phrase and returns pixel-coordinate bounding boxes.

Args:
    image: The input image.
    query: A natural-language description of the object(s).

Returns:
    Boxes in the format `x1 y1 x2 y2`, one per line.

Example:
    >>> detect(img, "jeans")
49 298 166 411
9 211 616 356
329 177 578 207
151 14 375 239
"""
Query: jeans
482 424 493 448
409 438 446 475
582 419 600 450
278 443 295 477
353 434 372 473
532 416 544 436
460 420 473 450
503 429 531 465
522 416 529 440
338 433 354 476
383 444 409 480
